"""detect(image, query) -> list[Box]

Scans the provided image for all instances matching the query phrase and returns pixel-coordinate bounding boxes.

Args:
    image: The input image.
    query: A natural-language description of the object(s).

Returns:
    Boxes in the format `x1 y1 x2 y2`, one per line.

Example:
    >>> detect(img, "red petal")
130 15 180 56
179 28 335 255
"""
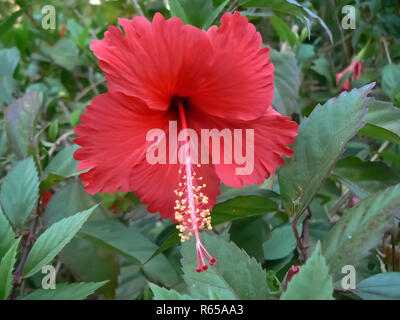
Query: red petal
74 92 174 194
90 13 213 111
129 156 220 219
191 12 274 121
189 107 298 188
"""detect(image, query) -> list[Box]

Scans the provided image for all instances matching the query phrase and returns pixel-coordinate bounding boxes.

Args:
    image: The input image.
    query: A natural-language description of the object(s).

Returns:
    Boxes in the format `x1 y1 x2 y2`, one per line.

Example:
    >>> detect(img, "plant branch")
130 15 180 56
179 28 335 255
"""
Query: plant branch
381 38 392 64
301 207 312 262
7 203 42 299
131 0 144 17
48 130 75 156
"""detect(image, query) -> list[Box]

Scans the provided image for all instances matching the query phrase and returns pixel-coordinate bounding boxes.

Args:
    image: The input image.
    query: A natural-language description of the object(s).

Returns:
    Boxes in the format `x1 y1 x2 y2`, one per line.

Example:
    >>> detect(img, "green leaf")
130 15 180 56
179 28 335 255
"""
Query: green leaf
311 55 335 88
149 283 193 300
142 253 181 289
66 19 90 48
44 180 109 225
270 48 300 115
354 273 400 300
60 238 119 299
0 238 20 300
23 281 108 300
0 126 7 158
243 0 332 42
212 195 278 225
202 0 230 30
333 157 399 199
81 220 180 287
0 47 20 104
0 157 39 227
80 220 162 264
281 242 334 300
116 261 147 299
359 99 400 144
270 16 297 46
0 10 24 36
40 145 82 190
382 64 400 104
263 223 301 260
48 38 80 71
278 83 374 218
181 233 269 300
48 120 59 142
169 0 226 29
322 184 400 281
169 0 189 24
45 180 115 298
0 206 15 260
5 92 41 159
23 206 97 278
230 216 270 262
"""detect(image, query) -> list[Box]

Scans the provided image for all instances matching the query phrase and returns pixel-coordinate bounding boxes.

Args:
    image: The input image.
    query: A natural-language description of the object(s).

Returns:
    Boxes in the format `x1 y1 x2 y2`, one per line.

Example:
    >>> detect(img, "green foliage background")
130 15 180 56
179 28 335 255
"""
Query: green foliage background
0 0 400 300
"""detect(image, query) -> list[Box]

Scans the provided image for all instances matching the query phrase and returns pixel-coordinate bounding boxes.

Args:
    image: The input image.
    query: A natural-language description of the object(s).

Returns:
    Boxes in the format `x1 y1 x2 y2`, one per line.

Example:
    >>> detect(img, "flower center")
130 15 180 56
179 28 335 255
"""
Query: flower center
173 100 216 272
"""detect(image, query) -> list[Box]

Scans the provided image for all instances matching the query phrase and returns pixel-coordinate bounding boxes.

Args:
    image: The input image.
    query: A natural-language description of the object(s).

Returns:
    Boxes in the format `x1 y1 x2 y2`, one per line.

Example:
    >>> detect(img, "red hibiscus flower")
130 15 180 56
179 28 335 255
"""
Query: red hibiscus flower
74 12 298 272
336 59 363 91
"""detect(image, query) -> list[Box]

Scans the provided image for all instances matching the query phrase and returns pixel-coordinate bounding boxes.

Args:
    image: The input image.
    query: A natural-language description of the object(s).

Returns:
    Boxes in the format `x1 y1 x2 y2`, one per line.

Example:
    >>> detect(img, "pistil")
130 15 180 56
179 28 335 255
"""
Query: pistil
173 101 216 272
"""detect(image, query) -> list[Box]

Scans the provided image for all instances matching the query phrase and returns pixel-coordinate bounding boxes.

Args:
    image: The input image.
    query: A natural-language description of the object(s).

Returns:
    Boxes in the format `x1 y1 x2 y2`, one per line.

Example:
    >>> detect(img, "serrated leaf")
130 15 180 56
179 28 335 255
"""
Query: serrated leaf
0 238 20 300
281 242 334 300
5 92 40 159
322 184 400 282
0 157 39 227
23 281 108 300
0 47 20 104
45 180 115 297
23 206 97 278
0 206 15 260
278 83 374 218
149 283 193 300
359 99 400 144
354 273 400 300
181 233 269 300
270 48 300 115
